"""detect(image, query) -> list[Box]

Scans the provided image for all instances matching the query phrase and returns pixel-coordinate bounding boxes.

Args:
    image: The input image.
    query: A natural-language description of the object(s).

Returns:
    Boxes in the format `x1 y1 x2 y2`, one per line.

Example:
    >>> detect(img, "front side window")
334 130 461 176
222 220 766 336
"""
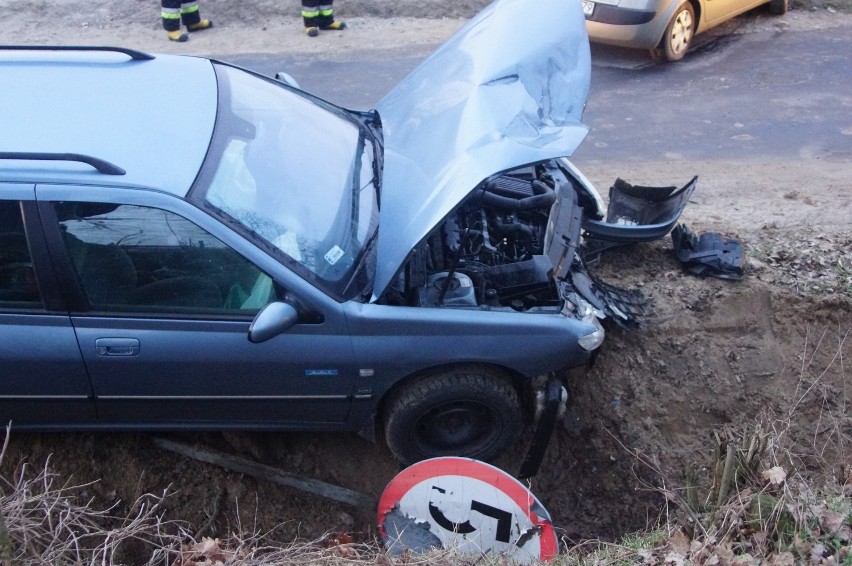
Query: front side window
0 201 42 309
56 202 278 315
198 64 379 300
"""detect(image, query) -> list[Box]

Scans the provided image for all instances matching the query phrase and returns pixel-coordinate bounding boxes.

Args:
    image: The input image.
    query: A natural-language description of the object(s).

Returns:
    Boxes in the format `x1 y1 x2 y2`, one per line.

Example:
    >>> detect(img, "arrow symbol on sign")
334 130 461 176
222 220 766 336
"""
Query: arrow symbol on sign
428 503 476 534
428 488 513 543
470 500 513 543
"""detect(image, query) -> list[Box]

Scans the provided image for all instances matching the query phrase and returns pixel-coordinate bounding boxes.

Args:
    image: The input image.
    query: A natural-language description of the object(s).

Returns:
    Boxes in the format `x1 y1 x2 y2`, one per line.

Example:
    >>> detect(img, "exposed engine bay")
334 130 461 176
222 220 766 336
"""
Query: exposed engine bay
416 163 575 311
381 159 697 329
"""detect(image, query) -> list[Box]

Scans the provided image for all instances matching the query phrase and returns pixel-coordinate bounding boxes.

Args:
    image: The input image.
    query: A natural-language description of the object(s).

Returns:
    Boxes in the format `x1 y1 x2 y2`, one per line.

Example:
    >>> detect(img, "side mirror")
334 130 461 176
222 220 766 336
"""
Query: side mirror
248 301 299 343
274 72 301 89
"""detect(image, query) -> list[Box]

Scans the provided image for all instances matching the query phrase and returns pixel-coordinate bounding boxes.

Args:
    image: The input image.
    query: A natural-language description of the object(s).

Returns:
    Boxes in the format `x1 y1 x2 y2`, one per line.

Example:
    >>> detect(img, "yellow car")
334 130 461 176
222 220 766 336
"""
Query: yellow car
584 0 787 61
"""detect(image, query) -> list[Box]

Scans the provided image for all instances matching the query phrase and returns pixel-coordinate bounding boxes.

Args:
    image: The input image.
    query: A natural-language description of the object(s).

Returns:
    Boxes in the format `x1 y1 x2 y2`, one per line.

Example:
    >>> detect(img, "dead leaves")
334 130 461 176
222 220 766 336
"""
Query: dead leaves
631 524 849 566
174 537 242 565
621 457 851 566
326 532 361 559
755 229 852 297
670 494 848 565
817 506 852 539
762 466 787 486
173 532 363 565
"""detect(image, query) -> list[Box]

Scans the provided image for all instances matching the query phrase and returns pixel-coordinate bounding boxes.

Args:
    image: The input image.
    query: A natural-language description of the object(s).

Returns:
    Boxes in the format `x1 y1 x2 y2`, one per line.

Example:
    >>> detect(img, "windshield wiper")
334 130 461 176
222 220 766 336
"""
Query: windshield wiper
341 227 378 301
338 129 379 302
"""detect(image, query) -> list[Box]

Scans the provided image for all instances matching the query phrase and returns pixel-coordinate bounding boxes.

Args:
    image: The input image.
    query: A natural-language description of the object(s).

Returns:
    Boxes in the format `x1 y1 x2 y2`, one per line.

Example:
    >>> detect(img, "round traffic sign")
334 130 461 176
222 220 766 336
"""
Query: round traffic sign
377 457 557 562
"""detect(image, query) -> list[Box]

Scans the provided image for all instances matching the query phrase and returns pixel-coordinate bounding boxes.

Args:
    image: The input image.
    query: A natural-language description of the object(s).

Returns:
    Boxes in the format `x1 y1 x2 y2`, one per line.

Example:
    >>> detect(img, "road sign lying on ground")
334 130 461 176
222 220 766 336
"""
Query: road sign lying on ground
377 457 557 563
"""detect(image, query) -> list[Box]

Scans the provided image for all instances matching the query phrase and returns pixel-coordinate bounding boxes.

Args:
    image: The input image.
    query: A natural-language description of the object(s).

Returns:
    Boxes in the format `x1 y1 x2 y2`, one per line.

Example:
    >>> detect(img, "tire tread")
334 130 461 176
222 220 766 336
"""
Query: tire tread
383 367 523 464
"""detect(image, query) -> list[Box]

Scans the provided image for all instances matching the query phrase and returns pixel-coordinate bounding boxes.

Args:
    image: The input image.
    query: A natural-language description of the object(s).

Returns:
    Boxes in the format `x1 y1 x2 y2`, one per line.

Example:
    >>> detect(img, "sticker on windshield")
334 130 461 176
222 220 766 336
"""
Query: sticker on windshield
324 245 345 265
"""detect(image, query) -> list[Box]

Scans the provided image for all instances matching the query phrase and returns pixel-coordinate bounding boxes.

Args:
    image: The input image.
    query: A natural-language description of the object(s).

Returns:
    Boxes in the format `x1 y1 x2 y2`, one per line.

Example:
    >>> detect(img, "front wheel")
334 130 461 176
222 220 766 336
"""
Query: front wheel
383 367 524 465
652 2 695 62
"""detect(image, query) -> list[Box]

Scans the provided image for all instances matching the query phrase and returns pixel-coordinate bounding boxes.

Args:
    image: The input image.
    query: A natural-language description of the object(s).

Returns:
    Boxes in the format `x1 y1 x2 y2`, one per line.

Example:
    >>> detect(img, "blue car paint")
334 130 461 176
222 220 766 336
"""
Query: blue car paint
0 0 620 463
374 0 592 298
0 51 215 195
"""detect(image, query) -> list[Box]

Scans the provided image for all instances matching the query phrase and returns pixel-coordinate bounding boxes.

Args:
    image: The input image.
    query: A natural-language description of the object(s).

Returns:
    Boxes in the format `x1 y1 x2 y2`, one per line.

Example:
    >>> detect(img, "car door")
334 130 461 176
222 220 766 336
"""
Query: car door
0 185 95 425
703 0 748 25
35 185 358 427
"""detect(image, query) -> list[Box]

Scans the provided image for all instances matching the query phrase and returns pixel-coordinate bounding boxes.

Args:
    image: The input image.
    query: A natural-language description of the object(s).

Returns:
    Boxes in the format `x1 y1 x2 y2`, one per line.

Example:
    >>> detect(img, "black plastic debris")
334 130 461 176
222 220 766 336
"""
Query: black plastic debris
671 223 744 280
583 176 698 242
563 261 653 328
517 377 565 480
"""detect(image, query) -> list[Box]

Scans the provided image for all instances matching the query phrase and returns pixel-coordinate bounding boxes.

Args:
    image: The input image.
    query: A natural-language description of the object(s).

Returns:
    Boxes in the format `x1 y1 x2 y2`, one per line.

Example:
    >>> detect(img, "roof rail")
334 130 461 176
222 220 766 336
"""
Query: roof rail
0 45 154 61
0 152 126 175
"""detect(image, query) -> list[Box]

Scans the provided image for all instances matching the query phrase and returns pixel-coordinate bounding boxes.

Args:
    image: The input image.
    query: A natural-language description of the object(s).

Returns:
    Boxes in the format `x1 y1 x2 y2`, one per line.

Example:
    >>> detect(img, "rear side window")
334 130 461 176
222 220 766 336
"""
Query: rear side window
55 202 280 316
0 201 42 309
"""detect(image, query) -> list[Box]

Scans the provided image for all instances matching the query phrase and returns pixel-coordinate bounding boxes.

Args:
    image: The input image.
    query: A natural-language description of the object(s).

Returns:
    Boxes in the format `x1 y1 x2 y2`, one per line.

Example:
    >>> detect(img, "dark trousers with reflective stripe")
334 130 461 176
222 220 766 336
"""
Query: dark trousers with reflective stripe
162 0 202 32
302 0 335 28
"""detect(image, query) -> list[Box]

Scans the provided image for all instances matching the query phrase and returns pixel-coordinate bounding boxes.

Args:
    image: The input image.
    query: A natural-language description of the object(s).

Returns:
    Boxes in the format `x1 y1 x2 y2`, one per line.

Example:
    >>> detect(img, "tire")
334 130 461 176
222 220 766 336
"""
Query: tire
653 2 695 62
383 367 524 465
768 0 787 15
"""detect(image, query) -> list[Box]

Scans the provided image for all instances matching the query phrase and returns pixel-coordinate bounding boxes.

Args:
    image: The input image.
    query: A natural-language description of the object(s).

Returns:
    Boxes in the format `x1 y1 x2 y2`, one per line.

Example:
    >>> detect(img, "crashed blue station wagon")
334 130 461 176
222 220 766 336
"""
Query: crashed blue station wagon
0 0 693 471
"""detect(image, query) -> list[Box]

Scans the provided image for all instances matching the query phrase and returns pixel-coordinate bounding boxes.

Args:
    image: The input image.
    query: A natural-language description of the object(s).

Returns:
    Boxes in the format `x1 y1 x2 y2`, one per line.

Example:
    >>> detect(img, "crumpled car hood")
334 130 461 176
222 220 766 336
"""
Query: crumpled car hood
372 0 591 300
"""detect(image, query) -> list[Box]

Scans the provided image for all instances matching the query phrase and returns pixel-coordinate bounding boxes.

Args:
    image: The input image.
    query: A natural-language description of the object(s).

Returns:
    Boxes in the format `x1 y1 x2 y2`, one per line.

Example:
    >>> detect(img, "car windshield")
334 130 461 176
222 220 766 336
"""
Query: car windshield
198 63 379 300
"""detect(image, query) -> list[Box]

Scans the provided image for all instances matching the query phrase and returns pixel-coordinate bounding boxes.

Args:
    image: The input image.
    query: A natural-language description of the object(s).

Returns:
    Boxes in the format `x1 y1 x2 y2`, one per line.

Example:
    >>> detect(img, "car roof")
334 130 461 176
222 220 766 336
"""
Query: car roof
0 47 217 196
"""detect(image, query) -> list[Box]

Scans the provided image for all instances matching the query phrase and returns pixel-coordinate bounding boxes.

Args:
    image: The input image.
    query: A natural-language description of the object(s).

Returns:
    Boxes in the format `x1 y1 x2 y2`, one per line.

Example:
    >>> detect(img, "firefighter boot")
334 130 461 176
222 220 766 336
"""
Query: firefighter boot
188 19 214 32
320 20 347 30
167 30 189 42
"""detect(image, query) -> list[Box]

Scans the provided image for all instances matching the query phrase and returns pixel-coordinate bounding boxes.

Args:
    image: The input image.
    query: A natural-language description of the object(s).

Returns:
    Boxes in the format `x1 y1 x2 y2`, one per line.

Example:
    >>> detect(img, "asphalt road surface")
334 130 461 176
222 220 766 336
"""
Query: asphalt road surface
225 15 852 165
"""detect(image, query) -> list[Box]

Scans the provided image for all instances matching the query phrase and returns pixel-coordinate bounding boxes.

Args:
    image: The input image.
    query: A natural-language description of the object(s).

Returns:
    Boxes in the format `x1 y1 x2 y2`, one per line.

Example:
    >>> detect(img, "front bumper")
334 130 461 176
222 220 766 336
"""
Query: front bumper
584 5 668 49
586 3 656 25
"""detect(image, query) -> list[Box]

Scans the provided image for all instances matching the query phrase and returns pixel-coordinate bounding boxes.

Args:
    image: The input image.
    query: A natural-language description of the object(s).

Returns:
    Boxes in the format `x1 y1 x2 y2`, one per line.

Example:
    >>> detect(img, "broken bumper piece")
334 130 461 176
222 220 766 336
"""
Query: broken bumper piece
561 261 653 329
559 176 700 328
671 223 744 280
583 176 698 242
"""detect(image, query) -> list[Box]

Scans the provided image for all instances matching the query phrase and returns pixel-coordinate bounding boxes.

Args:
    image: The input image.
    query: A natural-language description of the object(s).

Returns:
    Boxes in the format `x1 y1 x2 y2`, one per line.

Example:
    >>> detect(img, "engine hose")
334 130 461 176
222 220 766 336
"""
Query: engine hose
477 179 556 211
490 216 535 240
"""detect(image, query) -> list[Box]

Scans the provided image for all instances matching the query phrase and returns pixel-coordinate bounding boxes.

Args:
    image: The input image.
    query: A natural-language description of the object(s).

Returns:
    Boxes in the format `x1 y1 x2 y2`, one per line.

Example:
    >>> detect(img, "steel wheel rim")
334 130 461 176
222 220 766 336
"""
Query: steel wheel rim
413 400 500 453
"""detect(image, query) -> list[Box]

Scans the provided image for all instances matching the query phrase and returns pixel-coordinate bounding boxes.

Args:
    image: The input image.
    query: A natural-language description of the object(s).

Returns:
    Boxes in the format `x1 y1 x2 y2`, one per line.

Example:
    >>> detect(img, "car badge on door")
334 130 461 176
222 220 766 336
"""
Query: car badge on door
304 369 339 376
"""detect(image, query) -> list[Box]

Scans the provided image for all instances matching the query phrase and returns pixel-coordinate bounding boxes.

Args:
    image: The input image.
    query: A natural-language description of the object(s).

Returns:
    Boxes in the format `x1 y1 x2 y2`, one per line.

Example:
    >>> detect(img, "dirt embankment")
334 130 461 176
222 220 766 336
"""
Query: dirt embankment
1 0 850 548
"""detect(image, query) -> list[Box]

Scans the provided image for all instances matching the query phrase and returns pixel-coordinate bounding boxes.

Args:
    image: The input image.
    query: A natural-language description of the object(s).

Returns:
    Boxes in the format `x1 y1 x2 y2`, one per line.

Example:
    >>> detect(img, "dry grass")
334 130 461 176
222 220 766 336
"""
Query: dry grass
0 424 505 565
0 424 178 565
556 330 851 565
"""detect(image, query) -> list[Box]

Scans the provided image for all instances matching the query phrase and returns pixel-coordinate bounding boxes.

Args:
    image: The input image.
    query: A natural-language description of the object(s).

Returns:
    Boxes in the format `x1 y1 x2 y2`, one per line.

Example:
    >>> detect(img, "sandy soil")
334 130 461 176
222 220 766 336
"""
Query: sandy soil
1 0 851 554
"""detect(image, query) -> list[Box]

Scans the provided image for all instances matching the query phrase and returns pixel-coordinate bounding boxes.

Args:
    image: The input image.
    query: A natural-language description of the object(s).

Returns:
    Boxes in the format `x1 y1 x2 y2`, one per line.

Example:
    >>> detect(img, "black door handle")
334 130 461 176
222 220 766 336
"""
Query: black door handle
94 338 140 357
